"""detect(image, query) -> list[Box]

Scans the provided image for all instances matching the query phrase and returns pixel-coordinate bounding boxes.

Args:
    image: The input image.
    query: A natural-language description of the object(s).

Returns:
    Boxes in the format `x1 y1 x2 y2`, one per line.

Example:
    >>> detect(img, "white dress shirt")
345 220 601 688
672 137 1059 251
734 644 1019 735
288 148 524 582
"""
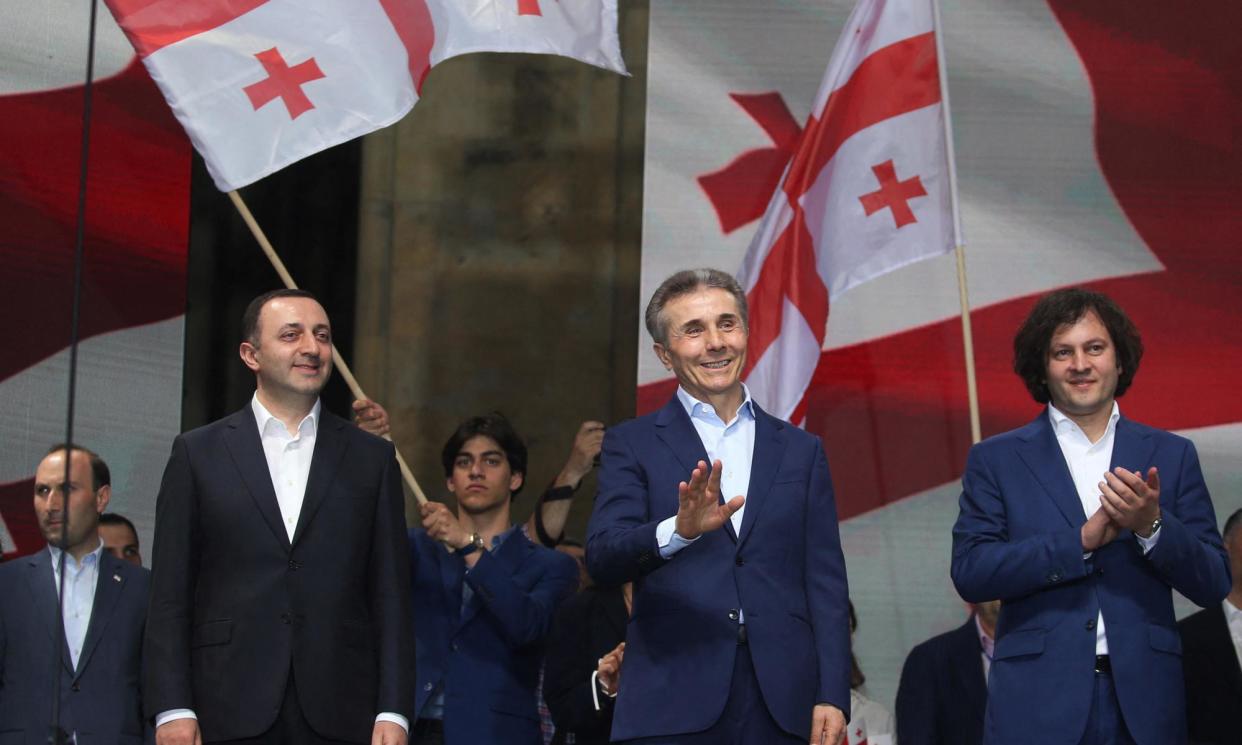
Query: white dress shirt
158 394 407 733
1224 597 1242 672
49 538 104 670
656 385 756 556
1049 403 1159 655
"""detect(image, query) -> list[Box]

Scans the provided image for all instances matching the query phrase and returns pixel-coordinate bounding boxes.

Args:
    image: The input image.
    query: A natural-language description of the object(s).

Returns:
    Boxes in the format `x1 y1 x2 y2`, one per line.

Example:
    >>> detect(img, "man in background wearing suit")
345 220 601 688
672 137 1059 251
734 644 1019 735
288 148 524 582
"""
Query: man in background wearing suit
952 288 1231 745
586 268 851 745
145 289 414 745
895 600 998 745
0 445 150 744
408 413 578 745
1180 507 1242 745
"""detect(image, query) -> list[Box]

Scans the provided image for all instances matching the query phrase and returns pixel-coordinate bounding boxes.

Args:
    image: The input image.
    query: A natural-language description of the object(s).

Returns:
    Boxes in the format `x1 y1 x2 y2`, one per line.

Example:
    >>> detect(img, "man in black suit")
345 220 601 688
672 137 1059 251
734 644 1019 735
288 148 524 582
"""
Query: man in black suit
1180 507 1242 745
145 289 414 745
0 444 150 744
895 601 998 745
543 582 630 745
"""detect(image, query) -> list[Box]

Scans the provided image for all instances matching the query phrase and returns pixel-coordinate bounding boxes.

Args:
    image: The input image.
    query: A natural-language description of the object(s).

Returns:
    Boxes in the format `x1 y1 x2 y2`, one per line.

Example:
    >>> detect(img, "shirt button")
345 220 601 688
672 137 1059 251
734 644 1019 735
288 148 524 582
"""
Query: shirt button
1086 619 1097 630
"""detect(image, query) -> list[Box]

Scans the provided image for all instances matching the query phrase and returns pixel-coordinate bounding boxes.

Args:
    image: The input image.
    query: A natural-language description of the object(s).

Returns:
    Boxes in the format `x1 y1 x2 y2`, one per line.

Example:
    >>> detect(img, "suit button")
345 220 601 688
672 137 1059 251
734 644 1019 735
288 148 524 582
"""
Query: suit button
424 682 434 691
1086 619 1097 630
288 560 301 571
71 683 80 692
727 609 739 621
1048 572 1062 583
735 556 745 567
451 642 459 652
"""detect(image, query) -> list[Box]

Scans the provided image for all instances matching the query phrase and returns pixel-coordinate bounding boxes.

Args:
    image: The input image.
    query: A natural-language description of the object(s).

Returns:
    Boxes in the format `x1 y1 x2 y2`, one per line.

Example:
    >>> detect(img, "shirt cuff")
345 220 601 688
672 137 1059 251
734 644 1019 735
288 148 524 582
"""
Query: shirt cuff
656 516 698 559
376 713 409 733
590 670 618 712
1136 523 1162 554
155 710 197 728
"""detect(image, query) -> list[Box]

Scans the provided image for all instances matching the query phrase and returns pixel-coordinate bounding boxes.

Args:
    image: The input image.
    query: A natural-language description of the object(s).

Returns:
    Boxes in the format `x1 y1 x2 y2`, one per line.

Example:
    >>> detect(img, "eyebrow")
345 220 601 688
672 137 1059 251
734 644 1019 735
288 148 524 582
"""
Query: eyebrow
458 450 505 459
679 313 739 329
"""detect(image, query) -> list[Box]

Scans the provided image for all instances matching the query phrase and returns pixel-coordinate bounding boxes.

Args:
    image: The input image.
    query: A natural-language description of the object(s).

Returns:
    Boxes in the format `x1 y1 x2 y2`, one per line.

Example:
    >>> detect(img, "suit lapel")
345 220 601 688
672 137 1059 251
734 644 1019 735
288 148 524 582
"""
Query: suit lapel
26 551 75 675
292 411 350 546
737 405 785 548
1016 412 1086 527
224 406 290 550
654 397 709 477
74 553 125 678
1108 417 1155 479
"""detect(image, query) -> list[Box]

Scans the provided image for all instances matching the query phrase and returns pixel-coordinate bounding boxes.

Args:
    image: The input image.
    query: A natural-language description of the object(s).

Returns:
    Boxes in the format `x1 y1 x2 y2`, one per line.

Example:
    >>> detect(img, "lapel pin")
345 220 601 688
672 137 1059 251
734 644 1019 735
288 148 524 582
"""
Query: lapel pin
113 574 122 583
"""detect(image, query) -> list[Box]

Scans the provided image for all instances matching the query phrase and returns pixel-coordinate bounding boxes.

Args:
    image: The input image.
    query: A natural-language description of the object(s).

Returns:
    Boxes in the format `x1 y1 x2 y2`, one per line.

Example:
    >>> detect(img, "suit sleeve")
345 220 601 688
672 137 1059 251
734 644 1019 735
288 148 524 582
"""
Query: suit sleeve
370 446 415 720
585 428 668 587
950 444 1088 603
543 594 614 737
143 435 200 718
464 545 578 649
805 441 852 718
895 643 939 745
1142 440 1231 607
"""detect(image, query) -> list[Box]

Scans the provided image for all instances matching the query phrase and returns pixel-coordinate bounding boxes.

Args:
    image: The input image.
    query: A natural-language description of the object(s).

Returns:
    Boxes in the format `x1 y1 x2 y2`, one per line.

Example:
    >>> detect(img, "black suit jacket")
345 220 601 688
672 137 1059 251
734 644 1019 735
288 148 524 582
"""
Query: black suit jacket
895 617 988 745
143 405 414 742
543 585 628 745
1180 603 1242 745
0 548 150 745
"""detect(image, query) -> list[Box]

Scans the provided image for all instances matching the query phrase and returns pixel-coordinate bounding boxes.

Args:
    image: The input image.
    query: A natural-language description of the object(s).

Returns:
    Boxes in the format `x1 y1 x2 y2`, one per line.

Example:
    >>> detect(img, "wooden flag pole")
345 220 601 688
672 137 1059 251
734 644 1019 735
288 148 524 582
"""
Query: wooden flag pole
933 0 982 445
227 189 430 504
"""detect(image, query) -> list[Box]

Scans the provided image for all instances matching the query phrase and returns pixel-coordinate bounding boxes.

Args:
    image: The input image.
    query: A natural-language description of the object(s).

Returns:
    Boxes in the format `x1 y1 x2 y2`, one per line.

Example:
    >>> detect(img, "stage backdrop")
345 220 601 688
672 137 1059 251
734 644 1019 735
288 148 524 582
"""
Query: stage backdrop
639 0 1242 712
0 2 190 560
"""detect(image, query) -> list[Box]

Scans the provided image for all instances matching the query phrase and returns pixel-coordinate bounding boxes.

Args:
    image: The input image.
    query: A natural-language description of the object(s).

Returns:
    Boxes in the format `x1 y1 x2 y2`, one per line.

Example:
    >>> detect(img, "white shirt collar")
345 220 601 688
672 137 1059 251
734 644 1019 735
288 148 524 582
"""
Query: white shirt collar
48 537 104 571
251 392 320 438
1048 401 1120 440
1224 596 1242 624
677 384 755 426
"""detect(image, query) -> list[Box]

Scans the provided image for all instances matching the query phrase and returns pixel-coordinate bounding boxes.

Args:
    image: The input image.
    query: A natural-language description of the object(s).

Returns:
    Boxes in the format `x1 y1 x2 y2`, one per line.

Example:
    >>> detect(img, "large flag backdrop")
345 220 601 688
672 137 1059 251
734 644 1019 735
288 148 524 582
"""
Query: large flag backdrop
640 0 1242 709
0 2 191 559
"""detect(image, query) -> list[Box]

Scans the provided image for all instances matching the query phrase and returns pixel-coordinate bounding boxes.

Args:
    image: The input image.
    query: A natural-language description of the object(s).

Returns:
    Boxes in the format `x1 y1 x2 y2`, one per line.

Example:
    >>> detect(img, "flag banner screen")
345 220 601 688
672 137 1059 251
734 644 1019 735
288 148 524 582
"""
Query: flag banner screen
639 0 1242 710
0 3 191 562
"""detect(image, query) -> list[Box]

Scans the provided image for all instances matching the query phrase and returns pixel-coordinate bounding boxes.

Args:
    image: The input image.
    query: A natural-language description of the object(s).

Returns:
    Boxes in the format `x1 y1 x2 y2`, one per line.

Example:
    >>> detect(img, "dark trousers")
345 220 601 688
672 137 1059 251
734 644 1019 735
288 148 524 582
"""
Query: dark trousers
411 718 445 745
622 640 802 745
1076 671 1136 745
211 671 361 745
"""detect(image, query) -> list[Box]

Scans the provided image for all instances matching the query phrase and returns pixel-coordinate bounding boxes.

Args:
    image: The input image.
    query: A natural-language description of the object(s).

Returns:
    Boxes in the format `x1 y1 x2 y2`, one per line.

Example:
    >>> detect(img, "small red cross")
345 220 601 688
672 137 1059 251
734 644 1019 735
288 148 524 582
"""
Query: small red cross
243 47 326 120
517 0 551 15
858 159 927 228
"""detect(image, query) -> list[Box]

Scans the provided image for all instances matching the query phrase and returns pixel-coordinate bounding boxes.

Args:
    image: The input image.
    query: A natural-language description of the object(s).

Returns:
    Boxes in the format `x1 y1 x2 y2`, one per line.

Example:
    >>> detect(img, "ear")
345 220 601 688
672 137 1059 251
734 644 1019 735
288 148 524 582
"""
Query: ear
95 484 111 515
653 343 672 371
239 341 260 373
445 477 457 496
509 471 525 494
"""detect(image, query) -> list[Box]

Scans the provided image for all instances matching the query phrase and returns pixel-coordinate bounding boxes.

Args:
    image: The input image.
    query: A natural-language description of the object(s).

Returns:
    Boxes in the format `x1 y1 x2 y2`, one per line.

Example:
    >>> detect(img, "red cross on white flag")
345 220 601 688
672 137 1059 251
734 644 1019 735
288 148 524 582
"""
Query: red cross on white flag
102 0 626 191
736 0 958 423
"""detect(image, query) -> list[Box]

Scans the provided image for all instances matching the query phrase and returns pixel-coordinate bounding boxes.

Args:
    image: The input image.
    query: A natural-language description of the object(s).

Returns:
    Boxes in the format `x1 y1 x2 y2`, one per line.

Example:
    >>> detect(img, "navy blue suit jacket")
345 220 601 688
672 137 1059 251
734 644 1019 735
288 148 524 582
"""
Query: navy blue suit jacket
409 526 577 745
951 411 1231 745
0 548 150 745
895 617 987 745
585 396 851 741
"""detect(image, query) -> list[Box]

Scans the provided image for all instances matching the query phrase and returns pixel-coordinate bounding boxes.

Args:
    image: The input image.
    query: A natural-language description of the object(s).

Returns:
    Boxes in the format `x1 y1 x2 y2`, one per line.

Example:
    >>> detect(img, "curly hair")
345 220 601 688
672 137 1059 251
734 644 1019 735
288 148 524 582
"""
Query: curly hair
1012 288 1143 404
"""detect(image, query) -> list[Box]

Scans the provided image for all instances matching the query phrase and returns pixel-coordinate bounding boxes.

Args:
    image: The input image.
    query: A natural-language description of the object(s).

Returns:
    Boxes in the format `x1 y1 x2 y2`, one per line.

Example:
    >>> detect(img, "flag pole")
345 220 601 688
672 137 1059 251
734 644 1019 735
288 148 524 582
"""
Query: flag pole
931 0 981 445
227 189 430 505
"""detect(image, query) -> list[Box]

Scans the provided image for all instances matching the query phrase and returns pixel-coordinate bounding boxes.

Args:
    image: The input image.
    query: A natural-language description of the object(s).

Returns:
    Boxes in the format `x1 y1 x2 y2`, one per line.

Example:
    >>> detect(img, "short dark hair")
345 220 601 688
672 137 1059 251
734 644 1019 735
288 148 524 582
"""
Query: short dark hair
241 289 320 345
1223 508 1242 544
100 512 138 540
1012 288 1143 404
645 268 748 346
440 413 528 497
45 443 110 492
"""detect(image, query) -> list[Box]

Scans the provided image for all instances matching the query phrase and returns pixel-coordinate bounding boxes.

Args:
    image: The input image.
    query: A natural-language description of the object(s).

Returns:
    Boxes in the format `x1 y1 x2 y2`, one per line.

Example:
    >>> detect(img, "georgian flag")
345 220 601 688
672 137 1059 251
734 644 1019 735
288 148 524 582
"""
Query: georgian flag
736 0 956 423
103 0 626 191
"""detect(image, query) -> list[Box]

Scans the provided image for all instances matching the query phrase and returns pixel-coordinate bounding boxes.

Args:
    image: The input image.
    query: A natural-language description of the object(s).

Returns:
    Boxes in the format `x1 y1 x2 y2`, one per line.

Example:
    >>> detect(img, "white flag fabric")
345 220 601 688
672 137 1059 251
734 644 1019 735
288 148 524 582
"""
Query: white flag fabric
737 0 956 422
103 0 626 191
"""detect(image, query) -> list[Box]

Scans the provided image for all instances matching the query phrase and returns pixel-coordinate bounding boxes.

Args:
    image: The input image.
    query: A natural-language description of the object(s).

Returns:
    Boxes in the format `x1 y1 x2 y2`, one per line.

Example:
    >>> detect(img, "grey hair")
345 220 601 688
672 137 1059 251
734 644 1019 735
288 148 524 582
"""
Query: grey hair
644 268 749 346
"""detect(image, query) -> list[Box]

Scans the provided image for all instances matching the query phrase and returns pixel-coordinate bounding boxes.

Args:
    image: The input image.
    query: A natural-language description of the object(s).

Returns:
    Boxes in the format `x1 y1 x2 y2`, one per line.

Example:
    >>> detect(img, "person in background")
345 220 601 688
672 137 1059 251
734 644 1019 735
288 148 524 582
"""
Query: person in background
844 601 892 745
0 444 150 744
99 511 143 566
1180 507 1242 745
895 600 999 745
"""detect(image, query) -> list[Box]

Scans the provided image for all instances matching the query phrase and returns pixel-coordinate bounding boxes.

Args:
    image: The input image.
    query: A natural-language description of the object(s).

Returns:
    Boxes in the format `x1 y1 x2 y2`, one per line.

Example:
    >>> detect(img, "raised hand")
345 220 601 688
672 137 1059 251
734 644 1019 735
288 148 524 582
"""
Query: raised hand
420 501 469 549
1099 466 1161 536
1080 506 1120 552
597 641 626 695
674 460 744 541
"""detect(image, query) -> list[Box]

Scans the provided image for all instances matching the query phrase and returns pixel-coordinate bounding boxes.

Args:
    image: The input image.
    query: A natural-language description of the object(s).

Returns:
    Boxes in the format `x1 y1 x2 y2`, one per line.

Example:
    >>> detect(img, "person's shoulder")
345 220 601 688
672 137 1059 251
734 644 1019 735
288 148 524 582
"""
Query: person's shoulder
1119 417 1190 447
1177 603 1222 634
177 406 253 446
0 556 26 584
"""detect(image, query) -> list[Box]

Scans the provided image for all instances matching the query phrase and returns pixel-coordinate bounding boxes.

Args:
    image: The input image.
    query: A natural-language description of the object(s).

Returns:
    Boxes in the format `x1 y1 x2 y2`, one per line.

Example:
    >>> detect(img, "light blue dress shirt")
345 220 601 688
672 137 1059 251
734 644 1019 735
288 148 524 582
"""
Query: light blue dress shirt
49 538 104 671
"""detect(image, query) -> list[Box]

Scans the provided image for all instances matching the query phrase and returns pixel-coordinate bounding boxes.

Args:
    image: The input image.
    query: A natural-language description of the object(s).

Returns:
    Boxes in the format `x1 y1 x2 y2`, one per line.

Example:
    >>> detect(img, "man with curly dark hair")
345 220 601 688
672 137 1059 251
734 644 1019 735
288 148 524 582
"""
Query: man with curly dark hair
951 287 1231 745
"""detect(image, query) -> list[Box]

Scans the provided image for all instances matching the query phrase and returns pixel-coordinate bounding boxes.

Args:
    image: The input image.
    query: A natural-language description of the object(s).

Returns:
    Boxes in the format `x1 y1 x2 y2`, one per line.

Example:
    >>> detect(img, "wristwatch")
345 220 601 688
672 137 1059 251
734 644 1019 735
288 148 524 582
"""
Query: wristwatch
455 532 486 556
1137 516 1162 539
